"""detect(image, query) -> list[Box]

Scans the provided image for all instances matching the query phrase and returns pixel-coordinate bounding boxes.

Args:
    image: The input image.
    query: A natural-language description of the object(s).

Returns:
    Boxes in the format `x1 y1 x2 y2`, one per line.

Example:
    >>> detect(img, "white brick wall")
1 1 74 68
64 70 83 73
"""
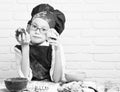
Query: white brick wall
0 0 120 82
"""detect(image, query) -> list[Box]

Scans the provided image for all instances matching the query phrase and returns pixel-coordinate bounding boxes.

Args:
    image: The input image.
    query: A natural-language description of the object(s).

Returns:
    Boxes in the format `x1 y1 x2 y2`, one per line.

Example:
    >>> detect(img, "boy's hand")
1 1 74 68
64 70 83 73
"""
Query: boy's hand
47 28 61 51
15 28 30 45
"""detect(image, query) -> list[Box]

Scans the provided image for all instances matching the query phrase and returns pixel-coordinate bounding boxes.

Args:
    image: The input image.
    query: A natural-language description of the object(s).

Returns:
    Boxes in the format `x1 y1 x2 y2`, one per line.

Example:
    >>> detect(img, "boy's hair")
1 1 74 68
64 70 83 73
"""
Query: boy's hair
29 4 66 35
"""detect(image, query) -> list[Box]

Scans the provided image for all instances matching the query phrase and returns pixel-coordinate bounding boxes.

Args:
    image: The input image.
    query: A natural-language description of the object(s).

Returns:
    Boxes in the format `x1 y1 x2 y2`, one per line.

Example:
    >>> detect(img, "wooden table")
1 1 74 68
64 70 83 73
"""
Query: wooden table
0 80 119 92
0 81 59 92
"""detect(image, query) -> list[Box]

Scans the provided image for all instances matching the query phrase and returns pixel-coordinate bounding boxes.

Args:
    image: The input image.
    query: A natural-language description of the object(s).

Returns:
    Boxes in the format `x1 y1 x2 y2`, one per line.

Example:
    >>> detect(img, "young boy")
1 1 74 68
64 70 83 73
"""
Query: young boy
14 4 66 82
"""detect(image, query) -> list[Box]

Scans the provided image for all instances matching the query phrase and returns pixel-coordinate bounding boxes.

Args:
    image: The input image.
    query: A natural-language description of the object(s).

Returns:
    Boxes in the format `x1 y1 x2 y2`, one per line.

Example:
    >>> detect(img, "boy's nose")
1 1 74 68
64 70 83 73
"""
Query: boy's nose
35 29 41 33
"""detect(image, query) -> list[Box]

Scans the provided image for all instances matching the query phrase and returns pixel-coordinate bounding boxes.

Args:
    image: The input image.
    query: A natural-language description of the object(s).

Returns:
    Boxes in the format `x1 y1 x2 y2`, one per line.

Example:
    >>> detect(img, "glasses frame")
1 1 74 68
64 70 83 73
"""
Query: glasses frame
30 23 48 34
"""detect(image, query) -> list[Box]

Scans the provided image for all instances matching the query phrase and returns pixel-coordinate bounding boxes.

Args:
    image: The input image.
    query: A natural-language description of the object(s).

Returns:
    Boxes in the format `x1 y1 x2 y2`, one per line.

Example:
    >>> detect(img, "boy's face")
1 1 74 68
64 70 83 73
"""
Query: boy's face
29 18 50 44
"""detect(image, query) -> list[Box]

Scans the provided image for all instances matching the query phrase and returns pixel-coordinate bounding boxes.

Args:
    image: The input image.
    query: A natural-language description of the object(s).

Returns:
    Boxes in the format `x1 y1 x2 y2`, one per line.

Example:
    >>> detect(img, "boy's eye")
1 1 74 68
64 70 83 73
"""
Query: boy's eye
32 24 37 28
42 28 46 31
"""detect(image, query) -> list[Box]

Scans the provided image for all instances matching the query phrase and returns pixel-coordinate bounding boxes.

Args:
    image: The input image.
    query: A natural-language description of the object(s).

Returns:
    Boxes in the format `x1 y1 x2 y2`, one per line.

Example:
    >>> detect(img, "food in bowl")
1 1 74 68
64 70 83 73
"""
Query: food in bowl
57 81 83 92
57 81 98 92
4 77 28 92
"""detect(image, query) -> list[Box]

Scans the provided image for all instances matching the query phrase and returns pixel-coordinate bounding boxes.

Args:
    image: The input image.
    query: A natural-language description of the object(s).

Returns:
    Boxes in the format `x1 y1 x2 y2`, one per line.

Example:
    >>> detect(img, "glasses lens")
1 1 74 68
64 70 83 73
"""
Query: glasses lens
30 24 48 34
31 24 37 31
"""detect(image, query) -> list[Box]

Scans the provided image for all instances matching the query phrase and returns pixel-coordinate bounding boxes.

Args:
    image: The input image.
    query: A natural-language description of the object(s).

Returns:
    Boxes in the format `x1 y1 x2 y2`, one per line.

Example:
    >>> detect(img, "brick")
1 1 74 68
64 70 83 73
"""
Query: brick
63 45 91 53
0 62 11 70
0 37 17 46
0 21 27 30
0 54 15 62
0 0 15 4
66 62 116 70
85 70 120 78
93 21 120 29
67 70 120 78
0 61 17 70
86 46 120 54
84 1 120 12
10 29 16 38
94 54 120 62
0 4 13 12
98 3 120 12
0 46 10 54
86 0 120 5
52 2 82 13
61 37 93 46
85 0 106 4
93 38 120 46
64 3 97 13
54 0 83 4
66 20 92 29
11 61 17 70
65 53 93 62
0 12 12 21
0 29 11 37
78 4 99 13
2 21 27 31
82 12 118 21
64 45 120 54
117 13 120 20
0 70 18 79
0 38 11 45
80 29 120 38
0 21 13 29
17 0 51 4
12 4 28 12
66 13 83 21
61 29 81 37
115 63 120 70
12 11 30 21
12 21 28 28
85 77 120 83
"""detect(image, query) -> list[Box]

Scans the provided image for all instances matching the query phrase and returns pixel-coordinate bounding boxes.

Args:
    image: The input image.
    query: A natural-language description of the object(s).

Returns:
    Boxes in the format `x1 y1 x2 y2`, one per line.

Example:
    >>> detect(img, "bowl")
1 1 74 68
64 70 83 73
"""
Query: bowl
65 72 86 82
4 77 28 92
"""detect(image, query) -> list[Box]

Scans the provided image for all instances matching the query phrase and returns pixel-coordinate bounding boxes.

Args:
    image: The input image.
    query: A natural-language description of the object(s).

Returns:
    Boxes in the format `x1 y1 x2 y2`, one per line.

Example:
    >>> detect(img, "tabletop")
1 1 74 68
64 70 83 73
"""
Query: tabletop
0 80 120 92
0 81 59 92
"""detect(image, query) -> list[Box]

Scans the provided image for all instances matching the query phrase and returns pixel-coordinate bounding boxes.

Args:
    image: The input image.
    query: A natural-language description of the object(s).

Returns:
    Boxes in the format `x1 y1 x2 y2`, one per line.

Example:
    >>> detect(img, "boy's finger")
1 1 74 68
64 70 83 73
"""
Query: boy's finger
21 28 26 35
15 30 21 37
49 40 58 45
48 37 57 40
22 33 26 41
18 35 22 42
20 32 24 41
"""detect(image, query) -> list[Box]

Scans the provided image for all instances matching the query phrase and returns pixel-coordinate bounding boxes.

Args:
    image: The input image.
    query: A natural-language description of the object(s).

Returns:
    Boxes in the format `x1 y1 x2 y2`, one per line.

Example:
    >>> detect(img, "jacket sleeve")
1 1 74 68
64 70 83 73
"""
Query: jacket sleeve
49 44 66 82
14 46 33 81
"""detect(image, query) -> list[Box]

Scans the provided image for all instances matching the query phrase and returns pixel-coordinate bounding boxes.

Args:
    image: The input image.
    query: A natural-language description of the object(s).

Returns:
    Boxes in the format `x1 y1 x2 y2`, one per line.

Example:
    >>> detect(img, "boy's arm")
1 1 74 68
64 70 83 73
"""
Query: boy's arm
48 28 66 82
21 45 31 78
15 28 32 80
14 46 32 80
50 44 66 82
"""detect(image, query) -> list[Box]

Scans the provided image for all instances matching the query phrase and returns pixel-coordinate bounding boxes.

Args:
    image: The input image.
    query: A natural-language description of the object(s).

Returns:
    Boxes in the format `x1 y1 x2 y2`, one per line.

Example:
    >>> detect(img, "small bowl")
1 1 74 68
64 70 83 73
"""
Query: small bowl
4 77 28 92
65 72 86 82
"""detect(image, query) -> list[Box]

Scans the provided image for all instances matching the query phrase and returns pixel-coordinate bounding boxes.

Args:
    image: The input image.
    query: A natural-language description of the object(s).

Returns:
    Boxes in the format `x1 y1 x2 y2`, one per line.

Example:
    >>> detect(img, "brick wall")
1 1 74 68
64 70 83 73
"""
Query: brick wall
0 0 120 82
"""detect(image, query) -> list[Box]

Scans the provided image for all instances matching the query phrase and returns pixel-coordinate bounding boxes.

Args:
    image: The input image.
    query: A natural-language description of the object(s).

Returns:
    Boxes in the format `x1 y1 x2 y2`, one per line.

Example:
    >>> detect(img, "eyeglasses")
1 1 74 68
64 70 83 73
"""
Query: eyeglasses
30 24 48 34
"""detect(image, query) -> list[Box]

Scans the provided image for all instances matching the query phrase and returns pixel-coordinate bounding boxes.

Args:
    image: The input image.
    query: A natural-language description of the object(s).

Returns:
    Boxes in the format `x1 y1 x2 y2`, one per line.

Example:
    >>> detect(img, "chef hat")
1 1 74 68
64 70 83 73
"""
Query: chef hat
30 4 66 34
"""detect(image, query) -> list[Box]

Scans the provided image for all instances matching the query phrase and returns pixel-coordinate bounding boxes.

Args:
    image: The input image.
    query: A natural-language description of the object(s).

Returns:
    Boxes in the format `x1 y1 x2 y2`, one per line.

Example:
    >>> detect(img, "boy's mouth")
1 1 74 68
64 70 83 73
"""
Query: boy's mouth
48 37 57 40
33 36 41 38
